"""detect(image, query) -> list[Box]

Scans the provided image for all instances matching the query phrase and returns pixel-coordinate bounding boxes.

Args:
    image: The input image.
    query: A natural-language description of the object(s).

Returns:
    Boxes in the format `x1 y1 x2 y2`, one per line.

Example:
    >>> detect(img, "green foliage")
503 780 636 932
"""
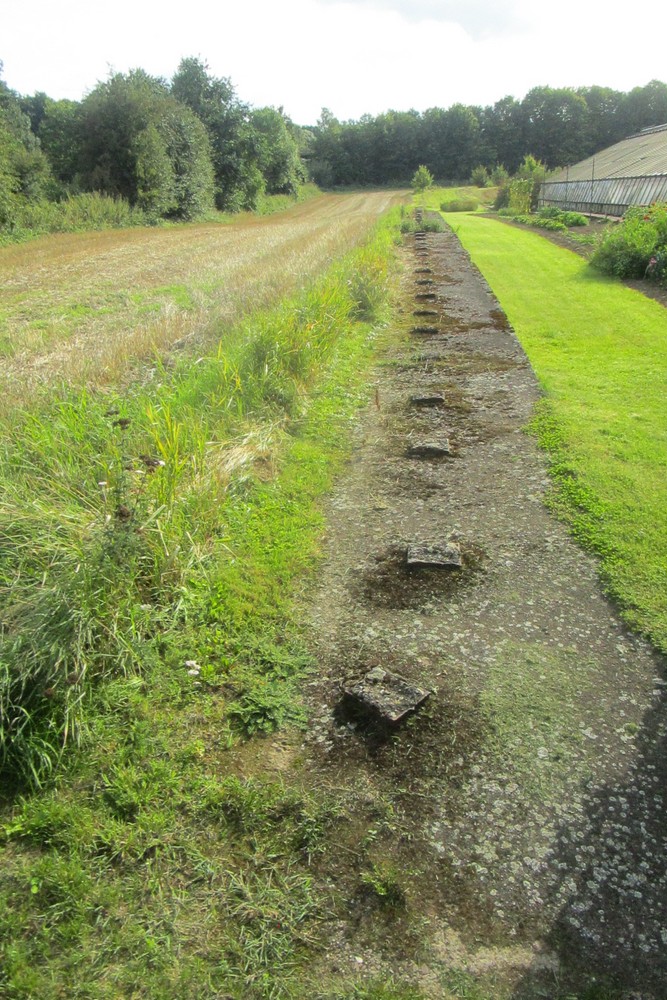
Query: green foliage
0 192 146 245
590 202 667 282
539 206 588 227
440 198 478 212
251 106 305 196
469 164 489 187
0 215 397 787
507 178 533 214
132 122 177 218
490 164 509 185
172 57 287 213
509 213 568 231
411 164 433 193
76 69 214 221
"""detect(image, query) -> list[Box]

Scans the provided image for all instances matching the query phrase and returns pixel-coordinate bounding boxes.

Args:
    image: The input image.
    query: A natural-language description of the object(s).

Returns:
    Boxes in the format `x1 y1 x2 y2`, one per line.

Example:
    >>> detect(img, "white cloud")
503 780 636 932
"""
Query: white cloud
1 0 665 125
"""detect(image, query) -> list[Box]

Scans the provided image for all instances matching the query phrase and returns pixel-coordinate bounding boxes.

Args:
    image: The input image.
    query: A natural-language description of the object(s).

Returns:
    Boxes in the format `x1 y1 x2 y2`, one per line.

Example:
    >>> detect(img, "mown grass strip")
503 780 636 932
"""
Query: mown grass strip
440 212 667 651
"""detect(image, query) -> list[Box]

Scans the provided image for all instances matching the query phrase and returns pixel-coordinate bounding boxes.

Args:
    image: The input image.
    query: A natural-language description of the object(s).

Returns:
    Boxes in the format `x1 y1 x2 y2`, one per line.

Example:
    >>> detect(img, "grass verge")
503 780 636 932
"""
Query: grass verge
0 211 408 998
438 213 667 651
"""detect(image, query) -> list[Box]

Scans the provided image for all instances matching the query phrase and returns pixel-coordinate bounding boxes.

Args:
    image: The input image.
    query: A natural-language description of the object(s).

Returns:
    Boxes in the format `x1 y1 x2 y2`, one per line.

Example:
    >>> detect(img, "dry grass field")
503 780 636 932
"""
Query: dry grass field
0 191 402 410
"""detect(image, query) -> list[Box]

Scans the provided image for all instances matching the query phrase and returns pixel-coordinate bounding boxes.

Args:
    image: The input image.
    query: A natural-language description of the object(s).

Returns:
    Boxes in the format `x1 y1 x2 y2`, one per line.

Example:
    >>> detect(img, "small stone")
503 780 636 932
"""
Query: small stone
343 668 432 723
407 541 462 568
409 394 445 408
407 440 451 458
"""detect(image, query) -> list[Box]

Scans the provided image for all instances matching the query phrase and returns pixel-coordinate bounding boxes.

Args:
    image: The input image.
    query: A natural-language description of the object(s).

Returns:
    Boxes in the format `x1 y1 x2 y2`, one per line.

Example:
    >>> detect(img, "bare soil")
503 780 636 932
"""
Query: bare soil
294 227 667 997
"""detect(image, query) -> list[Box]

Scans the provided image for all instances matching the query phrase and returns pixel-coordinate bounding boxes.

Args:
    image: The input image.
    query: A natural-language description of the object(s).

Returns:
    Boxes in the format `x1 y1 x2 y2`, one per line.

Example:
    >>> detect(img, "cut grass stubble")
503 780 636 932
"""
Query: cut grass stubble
0 191 401 412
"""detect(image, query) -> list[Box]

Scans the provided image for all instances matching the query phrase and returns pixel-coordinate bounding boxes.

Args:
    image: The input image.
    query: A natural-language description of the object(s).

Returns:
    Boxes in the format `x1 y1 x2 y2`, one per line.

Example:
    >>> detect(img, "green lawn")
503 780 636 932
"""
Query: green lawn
440 212 667 651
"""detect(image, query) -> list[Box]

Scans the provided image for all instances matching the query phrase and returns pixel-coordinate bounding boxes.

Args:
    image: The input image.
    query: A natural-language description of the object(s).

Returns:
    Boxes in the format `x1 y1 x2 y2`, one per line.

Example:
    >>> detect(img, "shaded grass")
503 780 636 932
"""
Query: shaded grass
444 214 667 650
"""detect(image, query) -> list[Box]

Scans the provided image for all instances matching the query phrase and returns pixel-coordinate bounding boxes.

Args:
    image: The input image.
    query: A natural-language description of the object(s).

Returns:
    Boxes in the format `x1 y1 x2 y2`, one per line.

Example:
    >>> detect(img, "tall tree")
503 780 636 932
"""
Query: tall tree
78 69 214 219
250 107 304 195
521 86 590 167
171 57 257 210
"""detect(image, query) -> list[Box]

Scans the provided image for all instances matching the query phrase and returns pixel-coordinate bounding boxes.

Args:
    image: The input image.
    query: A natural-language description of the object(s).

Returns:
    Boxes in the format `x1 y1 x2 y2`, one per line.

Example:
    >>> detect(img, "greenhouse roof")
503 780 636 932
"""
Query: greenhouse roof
551 124 667 181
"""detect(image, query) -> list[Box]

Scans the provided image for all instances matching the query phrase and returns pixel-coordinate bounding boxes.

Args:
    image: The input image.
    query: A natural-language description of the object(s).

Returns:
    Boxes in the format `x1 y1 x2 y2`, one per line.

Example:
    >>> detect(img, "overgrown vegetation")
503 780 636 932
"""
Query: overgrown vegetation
446 213 667 652
497 205 589 231
590 202 667 284
0 212 407 998
440 197 478 212
0 57 308 242
0 215 396 789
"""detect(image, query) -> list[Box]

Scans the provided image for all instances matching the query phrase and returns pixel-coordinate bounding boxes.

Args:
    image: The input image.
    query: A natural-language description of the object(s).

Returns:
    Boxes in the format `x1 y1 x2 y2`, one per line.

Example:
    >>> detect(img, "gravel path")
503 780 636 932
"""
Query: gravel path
301 226 667 998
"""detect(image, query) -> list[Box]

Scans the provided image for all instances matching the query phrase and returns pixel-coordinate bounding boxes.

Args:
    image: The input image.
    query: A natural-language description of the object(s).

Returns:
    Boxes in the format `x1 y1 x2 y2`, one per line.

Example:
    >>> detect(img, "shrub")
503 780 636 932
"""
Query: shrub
440 198 478 212
538 206 588 227
411 164 433 193
508 179 533 215
2 192 147 244
590 203 667 281
491 165 509 186
470 165 489 187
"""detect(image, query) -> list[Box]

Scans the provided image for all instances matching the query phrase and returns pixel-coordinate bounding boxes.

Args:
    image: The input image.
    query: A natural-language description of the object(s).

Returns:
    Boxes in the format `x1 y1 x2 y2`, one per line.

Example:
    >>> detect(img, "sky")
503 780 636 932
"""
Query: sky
2 0 666 125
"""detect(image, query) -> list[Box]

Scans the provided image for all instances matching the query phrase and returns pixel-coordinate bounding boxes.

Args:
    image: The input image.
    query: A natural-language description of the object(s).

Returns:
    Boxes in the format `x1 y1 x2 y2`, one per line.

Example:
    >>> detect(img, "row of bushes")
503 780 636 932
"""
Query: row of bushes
498 206 589 231
591 203 667 284
0 192 148 244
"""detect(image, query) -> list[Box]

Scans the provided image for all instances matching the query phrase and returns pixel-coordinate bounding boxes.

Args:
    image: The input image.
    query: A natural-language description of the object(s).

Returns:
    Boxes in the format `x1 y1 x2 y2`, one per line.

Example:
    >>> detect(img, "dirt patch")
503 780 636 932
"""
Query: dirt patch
298 228 667 997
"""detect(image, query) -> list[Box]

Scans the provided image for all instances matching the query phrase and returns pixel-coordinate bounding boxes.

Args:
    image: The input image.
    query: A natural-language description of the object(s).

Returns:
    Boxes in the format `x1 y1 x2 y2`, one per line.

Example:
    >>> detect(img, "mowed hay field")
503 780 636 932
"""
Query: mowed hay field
0 191 402 409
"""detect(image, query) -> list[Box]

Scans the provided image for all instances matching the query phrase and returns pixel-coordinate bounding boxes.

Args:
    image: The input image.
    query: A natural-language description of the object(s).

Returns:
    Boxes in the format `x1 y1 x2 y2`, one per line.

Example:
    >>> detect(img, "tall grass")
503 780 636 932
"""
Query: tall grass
0 214 396 788
1 193 148 244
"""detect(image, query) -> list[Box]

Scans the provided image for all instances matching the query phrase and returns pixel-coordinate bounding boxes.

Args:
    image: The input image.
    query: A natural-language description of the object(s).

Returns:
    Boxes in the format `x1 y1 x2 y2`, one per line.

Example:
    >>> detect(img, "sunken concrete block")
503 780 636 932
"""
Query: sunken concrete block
343 667 432 723
407 541 462 568
415 292 437 300
409 393 445 408
412 309 437 317
406 440 451 458
410 326 439 335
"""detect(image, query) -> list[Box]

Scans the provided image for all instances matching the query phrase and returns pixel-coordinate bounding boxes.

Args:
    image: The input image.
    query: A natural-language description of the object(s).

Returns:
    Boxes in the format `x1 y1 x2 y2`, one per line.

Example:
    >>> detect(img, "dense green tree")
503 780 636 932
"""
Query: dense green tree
620 80 667 136
132 122 177 218
520 86 590 167
250 107 304 194
78 69 214 219
578 86 625 153
0 70 50 203
480 96 524 172
309 108 350 187
412 164 433 192
37 99 83 186
171 57 256 210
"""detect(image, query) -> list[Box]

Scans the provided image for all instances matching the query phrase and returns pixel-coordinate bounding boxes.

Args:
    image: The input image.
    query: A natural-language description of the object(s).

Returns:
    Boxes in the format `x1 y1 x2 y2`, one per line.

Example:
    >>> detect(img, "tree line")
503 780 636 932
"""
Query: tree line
0 57 307 231
2 62 667 236
309 82 667 187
